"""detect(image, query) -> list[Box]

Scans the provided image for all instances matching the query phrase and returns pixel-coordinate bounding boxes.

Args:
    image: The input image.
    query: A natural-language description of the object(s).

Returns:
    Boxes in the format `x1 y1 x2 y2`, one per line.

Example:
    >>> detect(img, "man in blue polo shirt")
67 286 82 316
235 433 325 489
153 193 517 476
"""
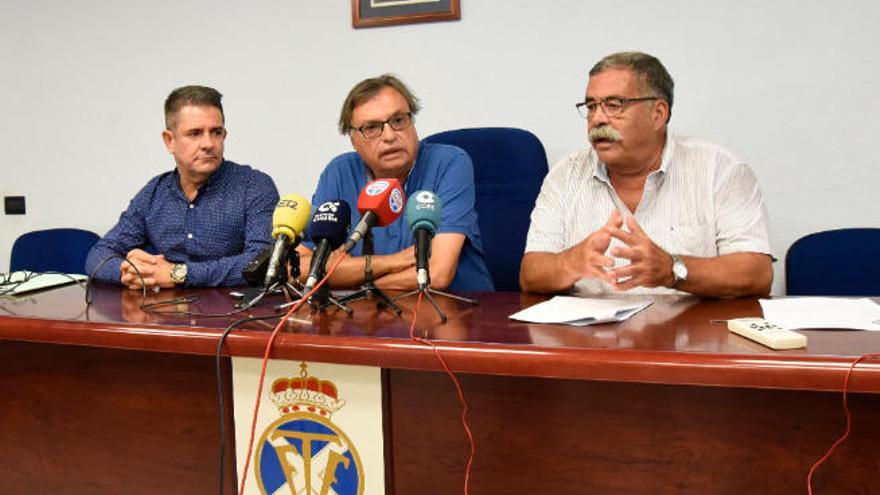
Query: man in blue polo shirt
85 85 279 288
302 74 493 292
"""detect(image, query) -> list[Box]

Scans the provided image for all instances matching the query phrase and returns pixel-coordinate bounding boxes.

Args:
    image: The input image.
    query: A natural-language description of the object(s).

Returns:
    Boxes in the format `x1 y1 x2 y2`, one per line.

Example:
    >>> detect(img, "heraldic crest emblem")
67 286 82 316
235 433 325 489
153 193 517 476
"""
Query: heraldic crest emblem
255 362 364 495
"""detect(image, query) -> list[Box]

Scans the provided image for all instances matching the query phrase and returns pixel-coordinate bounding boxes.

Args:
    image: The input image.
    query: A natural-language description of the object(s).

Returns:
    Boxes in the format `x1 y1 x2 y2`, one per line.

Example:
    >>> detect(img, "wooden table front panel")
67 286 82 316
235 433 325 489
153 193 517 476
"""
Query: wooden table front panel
386 369 880 495
0 340 237 495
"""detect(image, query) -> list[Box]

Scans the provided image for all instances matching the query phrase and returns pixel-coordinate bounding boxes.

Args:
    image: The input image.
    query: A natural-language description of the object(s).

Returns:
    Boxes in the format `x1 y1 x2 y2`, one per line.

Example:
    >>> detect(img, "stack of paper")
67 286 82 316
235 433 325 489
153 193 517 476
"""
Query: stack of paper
760 297 880 331
509 296 653 326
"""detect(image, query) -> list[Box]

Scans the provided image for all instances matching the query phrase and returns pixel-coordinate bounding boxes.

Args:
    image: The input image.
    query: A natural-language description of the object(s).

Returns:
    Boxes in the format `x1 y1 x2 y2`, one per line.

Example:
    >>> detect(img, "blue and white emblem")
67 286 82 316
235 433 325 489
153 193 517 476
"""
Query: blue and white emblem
255 364 364 495
389 188 404 214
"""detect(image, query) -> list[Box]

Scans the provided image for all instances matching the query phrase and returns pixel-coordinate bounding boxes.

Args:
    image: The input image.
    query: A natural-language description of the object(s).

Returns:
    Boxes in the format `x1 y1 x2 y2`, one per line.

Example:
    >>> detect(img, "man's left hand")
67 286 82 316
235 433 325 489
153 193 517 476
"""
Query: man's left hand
607 216 674 291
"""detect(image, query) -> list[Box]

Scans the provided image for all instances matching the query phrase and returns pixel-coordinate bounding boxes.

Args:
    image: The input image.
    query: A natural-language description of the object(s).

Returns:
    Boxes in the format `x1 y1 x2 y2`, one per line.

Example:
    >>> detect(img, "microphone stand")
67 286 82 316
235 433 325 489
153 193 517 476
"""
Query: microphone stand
392 279 479 324
278 259 353 315
336 231 403 315
236 248 304 310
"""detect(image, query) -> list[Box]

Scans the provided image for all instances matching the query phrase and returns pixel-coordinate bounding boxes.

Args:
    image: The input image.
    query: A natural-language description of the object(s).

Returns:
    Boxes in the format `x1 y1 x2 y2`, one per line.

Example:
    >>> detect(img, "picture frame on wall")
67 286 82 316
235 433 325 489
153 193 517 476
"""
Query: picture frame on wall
351 0 461 29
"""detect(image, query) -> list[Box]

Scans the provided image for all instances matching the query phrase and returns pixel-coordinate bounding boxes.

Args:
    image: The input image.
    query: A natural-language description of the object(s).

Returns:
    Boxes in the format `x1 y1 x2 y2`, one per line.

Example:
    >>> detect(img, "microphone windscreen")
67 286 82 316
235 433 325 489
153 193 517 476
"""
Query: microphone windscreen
357 179 405 227
309 200 352 249
272 194 311 239
405 190 443 235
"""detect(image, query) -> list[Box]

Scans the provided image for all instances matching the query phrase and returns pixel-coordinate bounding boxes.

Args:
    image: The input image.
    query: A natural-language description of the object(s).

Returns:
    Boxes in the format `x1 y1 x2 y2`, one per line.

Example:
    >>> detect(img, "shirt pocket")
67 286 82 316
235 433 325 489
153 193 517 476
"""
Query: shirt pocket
657 223 717 257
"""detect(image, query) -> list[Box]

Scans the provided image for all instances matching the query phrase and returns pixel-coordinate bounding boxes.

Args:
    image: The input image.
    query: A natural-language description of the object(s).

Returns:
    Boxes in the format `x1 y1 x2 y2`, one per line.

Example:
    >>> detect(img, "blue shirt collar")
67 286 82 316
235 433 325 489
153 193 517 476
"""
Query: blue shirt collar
169 159 229 201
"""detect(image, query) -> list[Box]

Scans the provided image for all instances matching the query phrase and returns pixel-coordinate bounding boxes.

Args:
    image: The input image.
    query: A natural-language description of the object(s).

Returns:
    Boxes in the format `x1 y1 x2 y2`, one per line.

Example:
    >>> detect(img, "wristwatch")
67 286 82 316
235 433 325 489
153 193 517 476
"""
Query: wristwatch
170 263 188 285
670 254 688 288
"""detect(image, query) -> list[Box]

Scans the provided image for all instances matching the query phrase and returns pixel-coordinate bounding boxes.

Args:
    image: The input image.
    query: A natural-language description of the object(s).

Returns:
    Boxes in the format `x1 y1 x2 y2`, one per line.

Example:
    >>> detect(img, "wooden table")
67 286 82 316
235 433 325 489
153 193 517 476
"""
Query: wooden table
1 285 879 494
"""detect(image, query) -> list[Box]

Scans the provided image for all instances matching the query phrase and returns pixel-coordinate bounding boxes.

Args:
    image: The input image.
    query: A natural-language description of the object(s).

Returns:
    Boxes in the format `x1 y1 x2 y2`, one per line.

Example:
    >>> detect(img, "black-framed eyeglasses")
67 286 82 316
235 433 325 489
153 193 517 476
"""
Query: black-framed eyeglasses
575 96 659 119
350 112 413 139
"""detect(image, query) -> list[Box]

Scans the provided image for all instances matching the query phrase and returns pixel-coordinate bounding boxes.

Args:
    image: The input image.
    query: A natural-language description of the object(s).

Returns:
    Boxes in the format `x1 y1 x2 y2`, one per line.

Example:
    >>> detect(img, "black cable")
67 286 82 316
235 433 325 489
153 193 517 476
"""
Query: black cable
84 254 262 318
215 313 284 495
141 295 255 318
85 254 148 306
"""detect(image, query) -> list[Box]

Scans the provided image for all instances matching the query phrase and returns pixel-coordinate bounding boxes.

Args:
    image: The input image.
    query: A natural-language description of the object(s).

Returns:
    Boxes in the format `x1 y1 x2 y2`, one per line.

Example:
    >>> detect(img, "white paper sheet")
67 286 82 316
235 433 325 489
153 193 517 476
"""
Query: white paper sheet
509 296 653 326
760 297 880 331
0 271 87 296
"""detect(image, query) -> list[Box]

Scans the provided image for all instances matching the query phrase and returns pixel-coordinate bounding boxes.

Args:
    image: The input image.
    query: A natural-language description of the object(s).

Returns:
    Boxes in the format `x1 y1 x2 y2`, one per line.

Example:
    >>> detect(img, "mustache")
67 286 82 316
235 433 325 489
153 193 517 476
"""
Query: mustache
589 125 622 142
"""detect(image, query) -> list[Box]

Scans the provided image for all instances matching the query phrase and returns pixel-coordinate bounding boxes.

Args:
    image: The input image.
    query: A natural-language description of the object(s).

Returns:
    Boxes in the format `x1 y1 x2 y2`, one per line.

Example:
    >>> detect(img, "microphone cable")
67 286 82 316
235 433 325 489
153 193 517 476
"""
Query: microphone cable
407 291 475 495
85 253 266 318
235 251 349 495
807 352 880 494
85 253 149 307
214 312 287 495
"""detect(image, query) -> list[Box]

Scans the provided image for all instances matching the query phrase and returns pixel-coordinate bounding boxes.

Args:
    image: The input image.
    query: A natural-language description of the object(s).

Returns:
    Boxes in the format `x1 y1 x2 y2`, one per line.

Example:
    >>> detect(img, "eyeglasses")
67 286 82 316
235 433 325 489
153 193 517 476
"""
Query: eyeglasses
575 96 659 119
350 112 413 139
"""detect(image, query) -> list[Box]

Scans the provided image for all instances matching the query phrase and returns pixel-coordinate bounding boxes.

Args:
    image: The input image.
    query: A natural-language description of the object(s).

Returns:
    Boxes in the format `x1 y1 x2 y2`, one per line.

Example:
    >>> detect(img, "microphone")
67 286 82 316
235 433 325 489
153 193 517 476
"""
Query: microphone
264 194 311 287
405 191 443 289
342 179 405 252
303 200 352 293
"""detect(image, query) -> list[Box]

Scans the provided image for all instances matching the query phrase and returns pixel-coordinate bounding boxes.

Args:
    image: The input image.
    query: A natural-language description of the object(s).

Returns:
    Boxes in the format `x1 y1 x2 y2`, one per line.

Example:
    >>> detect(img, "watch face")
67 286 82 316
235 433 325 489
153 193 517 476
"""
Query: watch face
172 264 187 282
673 260 688 280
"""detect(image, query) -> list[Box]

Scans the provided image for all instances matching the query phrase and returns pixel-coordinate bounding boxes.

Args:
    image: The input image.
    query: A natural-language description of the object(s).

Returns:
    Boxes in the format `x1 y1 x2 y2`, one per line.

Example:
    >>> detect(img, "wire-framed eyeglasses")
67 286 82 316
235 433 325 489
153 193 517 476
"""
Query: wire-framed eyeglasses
575 96 659 119
350 112 413 139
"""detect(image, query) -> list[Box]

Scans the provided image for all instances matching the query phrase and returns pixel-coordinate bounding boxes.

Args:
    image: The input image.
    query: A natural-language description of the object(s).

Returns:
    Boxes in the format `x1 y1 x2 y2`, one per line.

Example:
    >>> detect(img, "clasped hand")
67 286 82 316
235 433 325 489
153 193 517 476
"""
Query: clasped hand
566 209 673 291
119 249 176 290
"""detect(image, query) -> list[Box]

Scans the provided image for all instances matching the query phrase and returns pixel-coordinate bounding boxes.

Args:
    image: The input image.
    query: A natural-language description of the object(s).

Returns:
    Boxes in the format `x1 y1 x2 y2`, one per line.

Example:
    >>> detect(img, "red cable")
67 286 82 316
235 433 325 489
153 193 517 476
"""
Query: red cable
408 291 475 495
237 253 348 495
807 352 880 494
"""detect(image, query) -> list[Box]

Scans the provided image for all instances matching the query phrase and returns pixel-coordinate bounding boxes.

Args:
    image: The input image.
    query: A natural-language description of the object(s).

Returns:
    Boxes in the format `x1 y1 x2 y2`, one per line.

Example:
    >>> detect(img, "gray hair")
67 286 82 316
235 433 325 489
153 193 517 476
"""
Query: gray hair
590 51 674 122
338 74 421 135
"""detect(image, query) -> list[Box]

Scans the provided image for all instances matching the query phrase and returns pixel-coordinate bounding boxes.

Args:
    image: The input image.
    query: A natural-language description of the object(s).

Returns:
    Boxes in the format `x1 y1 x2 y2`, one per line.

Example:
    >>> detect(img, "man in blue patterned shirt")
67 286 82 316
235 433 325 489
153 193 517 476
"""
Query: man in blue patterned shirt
85 85 279 288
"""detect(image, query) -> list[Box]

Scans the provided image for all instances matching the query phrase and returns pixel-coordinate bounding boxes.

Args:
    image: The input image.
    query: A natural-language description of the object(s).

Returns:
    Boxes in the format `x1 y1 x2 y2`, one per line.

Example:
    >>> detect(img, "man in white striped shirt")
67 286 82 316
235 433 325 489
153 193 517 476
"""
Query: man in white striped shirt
520 52 772 297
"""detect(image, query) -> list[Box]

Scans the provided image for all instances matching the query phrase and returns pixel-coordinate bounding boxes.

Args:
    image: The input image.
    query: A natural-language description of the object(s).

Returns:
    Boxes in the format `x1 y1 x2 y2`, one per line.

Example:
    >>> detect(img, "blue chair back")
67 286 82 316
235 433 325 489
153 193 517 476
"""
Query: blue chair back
10 228 101 274
425 127 549 291
786 228 880 296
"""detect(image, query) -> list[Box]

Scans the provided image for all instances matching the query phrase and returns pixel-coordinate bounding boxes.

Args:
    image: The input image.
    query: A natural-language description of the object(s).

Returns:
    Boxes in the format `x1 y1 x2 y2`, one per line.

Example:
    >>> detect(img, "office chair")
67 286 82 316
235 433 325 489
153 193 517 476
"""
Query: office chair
425 127 549 291
10 228 101 274
785 228 880 296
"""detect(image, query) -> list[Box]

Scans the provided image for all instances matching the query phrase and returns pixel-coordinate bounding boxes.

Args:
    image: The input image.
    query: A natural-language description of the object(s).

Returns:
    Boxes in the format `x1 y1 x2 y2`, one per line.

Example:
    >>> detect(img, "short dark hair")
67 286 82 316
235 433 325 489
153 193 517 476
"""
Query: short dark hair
589 51 674 122
338 74 420 135
164 85 224 129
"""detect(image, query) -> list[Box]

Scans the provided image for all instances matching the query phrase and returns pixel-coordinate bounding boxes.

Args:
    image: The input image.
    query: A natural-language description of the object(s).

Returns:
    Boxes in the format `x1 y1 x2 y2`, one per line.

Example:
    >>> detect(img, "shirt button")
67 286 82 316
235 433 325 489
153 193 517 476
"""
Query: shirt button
187 233 193 239
189 204 194 209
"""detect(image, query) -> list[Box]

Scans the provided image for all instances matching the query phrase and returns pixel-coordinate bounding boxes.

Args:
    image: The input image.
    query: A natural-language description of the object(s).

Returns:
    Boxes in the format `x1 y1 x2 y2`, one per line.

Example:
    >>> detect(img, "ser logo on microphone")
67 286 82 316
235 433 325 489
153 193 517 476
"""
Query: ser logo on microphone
277 198 300 209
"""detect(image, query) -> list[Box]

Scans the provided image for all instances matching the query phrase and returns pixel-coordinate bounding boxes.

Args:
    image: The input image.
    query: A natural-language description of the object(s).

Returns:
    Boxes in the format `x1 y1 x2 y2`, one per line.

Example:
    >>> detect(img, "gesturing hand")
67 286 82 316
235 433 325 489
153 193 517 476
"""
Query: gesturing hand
607 215 674 291
563 209 623 285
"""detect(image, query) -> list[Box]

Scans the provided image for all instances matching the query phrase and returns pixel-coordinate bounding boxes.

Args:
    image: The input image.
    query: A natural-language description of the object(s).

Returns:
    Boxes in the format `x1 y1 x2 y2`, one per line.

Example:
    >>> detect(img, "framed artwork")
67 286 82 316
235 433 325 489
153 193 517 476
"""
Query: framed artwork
352 0 461 28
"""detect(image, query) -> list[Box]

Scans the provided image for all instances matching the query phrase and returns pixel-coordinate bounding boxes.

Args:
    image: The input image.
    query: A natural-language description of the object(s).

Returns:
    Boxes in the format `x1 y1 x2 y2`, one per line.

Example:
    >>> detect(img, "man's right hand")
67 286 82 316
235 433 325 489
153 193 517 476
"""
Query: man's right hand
119 249 164 290
520 210 622 294
560 209 621 284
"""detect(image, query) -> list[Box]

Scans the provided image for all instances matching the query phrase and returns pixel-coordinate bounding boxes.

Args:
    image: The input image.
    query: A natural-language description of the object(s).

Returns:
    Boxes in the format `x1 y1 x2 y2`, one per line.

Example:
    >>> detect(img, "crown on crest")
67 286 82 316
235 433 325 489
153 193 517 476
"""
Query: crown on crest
270 362 346 417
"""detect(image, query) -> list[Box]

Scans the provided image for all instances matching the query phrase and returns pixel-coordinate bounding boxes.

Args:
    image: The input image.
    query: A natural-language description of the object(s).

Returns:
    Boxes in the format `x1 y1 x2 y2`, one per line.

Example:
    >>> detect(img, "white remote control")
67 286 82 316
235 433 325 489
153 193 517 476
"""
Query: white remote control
727 317 807 350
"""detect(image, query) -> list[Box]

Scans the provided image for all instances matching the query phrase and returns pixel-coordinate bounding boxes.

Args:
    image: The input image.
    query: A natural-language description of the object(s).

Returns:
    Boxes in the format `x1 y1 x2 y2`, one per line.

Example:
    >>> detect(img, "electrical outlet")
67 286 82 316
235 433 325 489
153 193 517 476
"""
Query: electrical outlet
4 196 25 215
